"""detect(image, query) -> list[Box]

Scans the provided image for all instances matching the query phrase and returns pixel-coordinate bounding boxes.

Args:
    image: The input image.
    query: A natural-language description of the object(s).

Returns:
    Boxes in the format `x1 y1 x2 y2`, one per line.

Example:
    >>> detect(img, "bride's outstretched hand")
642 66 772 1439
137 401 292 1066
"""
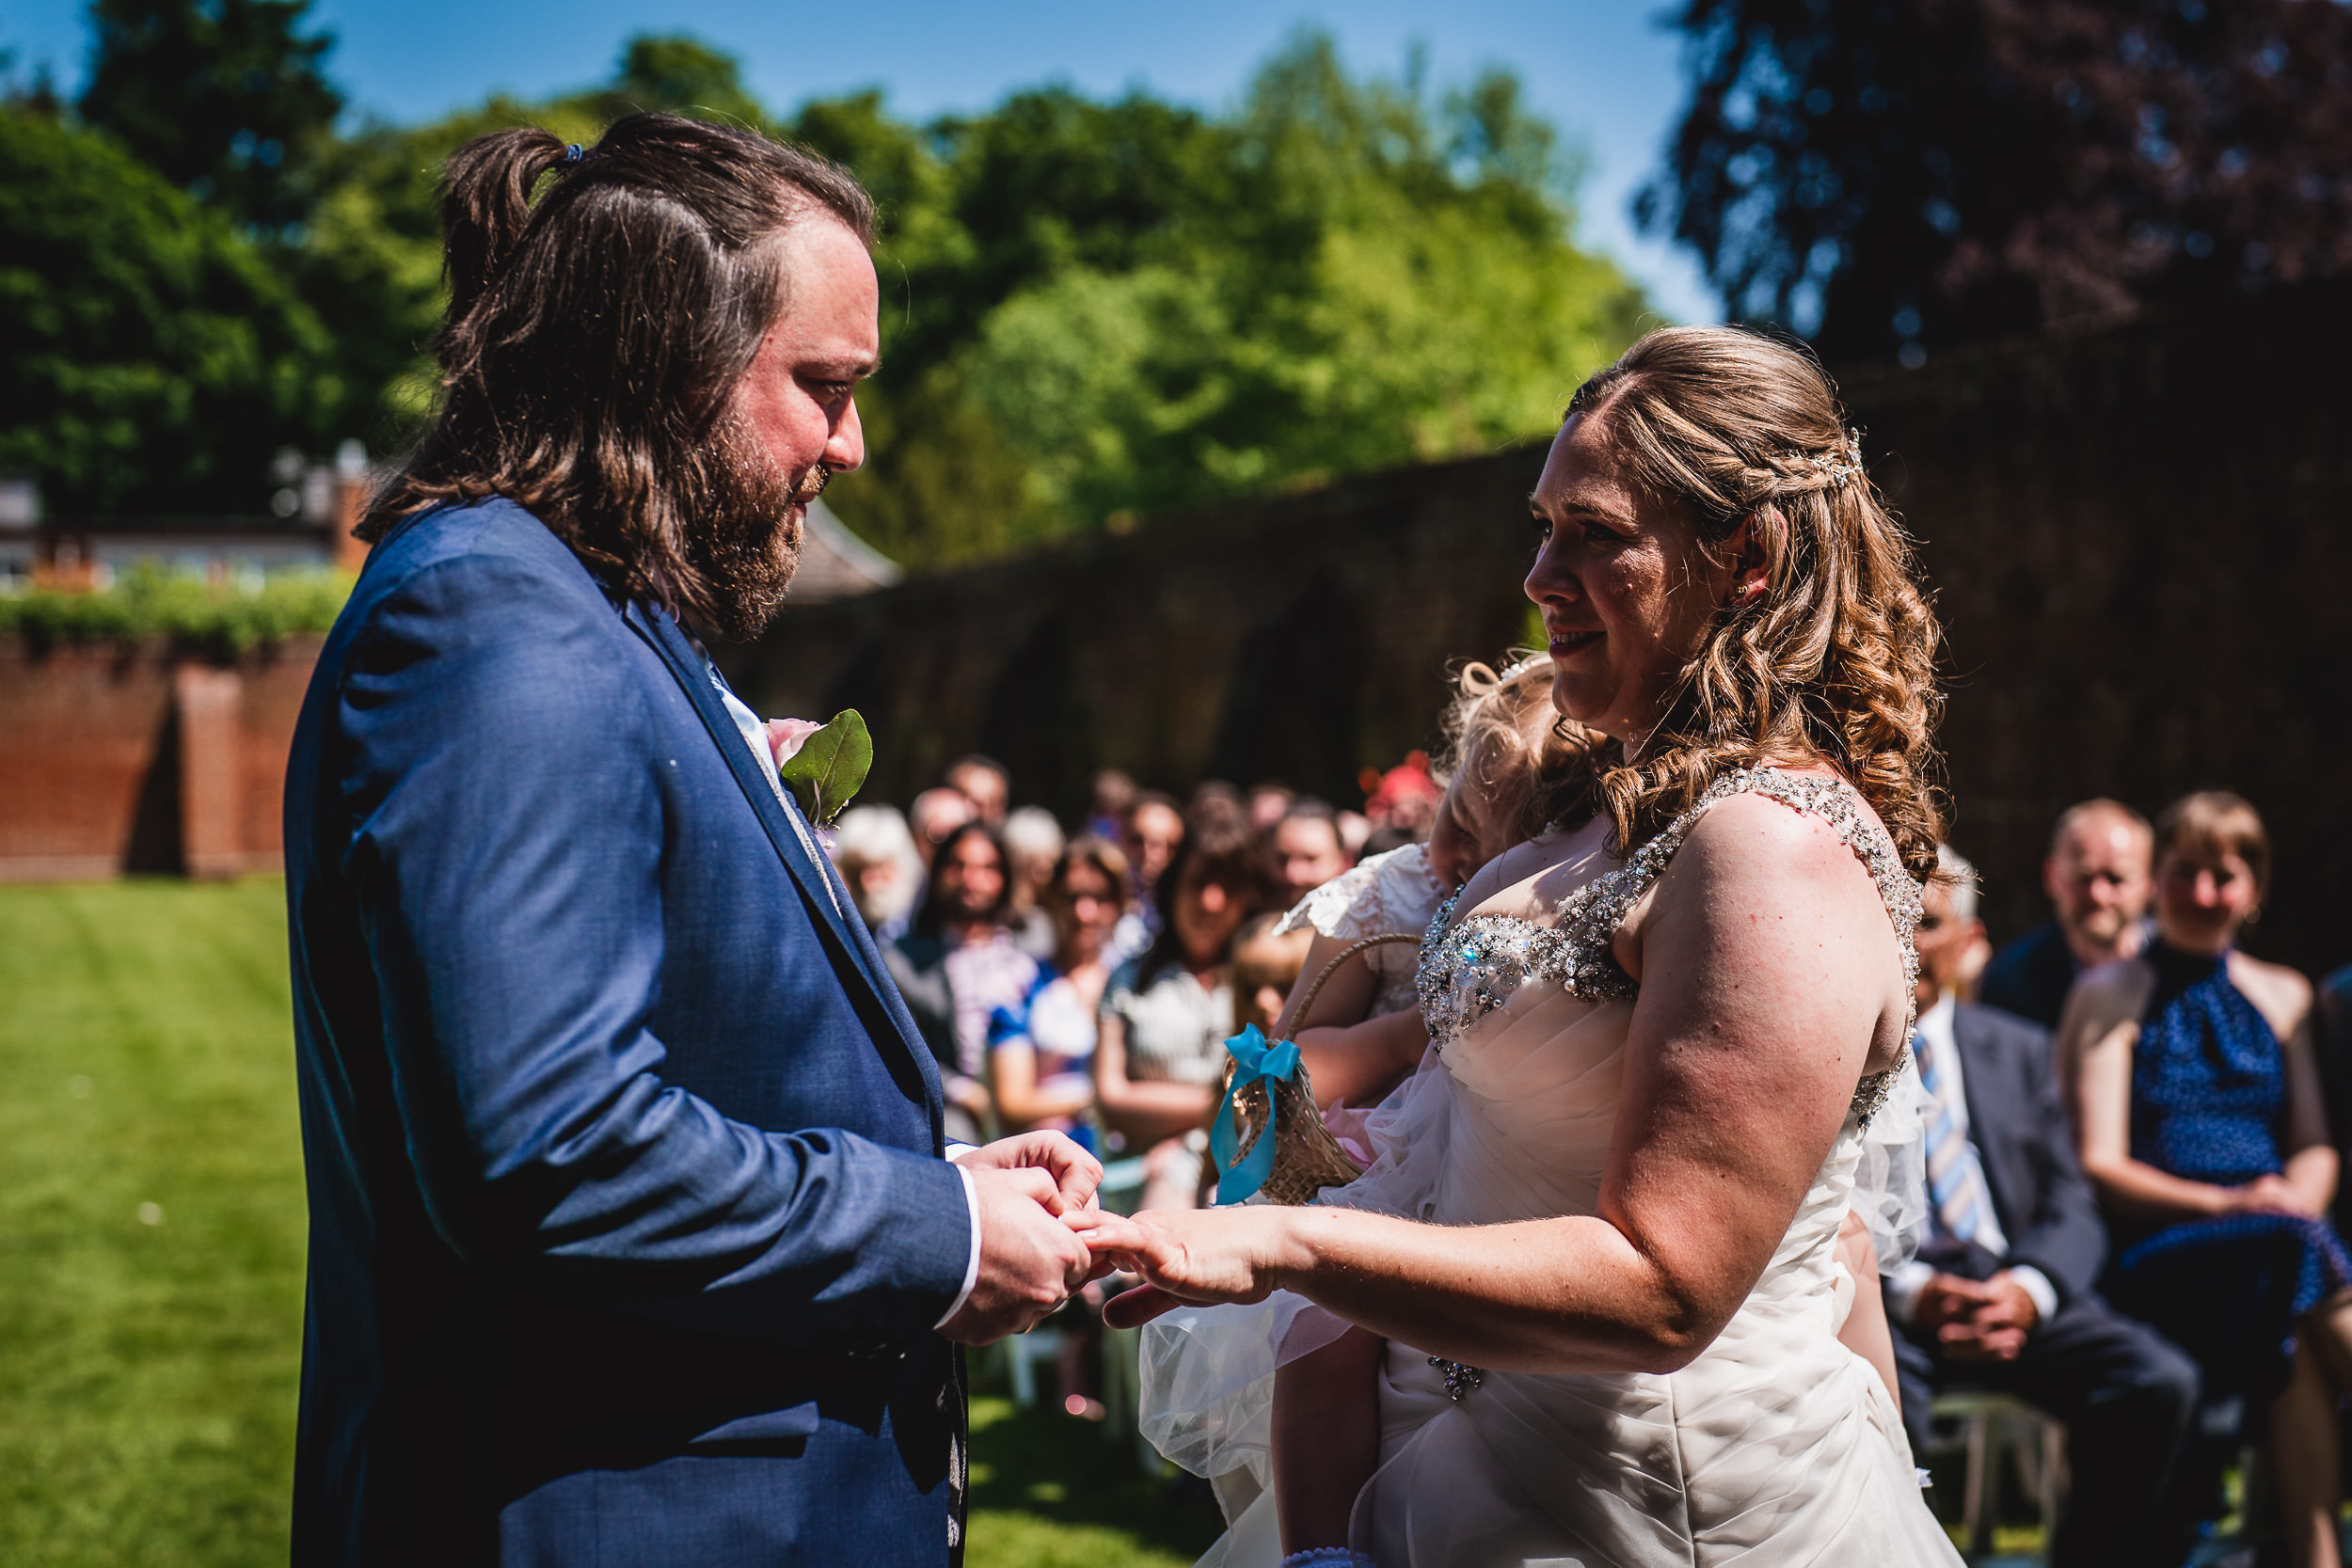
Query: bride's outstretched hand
1067 1206 1297 1328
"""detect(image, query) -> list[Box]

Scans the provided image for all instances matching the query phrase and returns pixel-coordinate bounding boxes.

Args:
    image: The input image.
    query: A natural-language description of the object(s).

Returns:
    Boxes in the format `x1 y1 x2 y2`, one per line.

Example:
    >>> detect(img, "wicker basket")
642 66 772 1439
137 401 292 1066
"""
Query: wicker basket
1216 933 1420 1206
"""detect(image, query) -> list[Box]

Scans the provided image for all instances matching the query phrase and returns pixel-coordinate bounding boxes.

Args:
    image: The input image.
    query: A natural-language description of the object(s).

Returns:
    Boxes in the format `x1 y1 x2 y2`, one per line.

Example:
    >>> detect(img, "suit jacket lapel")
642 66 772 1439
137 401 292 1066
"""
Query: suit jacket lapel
621 600 941 1117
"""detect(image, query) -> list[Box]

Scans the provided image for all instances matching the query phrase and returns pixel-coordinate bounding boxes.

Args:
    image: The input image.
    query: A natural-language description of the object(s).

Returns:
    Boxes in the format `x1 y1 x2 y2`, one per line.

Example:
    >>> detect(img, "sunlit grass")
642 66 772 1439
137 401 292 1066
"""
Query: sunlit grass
0 879 1221 1565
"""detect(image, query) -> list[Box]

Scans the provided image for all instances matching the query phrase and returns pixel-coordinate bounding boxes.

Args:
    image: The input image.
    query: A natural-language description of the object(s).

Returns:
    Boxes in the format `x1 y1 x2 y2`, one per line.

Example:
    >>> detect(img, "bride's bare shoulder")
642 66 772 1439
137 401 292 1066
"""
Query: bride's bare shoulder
1665 781 1889 905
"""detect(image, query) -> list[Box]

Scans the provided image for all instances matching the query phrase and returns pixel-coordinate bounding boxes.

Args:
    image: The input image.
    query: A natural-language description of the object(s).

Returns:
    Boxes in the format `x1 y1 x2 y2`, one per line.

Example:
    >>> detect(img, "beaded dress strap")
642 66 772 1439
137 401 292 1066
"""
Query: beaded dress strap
1416 767 1922 1122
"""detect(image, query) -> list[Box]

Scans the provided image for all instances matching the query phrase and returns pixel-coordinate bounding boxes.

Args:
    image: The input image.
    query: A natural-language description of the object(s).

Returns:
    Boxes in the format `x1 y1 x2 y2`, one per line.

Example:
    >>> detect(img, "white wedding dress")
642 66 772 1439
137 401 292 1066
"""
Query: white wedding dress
1140 768 1962 1567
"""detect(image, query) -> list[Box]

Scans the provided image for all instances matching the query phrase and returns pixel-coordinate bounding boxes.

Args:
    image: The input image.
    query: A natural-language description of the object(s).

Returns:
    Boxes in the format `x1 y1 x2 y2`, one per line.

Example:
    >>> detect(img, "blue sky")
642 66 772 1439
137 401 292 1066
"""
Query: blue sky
4 0 1721 324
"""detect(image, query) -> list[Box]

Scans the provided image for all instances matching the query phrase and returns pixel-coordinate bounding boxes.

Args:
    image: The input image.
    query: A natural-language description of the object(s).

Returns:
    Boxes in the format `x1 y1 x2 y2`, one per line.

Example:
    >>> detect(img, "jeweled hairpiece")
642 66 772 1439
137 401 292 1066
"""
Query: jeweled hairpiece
1804 430 1867 489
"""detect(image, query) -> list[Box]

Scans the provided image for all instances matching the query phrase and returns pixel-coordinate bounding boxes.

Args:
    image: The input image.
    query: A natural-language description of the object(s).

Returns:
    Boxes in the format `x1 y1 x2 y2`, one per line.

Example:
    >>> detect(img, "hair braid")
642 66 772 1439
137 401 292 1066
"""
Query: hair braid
1570 327 1946 879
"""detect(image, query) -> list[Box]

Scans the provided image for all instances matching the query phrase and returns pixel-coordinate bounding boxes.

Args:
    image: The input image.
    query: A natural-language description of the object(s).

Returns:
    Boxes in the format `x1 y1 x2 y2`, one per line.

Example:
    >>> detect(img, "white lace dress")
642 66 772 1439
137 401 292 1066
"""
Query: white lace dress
1141 768 1959 1567
1276 843 1451 1020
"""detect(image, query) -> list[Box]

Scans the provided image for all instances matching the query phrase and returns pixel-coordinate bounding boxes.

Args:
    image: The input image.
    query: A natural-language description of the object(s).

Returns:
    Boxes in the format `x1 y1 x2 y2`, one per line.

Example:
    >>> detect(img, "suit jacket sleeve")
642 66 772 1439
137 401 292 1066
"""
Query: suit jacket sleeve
333 553 971 1350
1996 1013 2107 1303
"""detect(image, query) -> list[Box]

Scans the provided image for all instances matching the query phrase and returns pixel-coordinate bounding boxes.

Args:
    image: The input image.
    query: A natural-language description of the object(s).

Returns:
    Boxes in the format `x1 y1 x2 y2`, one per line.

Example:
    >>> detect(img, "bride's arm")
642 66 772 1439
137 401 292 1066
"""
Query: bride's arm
1095 797 1901 1375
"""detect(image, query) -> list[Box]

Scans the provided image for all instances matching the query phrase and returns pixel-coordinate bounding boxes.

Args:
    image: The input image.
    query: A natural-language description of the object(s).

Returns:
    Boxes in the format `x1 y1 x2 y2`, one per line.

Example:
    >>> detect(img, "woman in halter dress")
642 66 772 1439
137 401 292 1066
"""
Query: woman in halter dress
1076 325 1963 1566
2063 791 2352 1568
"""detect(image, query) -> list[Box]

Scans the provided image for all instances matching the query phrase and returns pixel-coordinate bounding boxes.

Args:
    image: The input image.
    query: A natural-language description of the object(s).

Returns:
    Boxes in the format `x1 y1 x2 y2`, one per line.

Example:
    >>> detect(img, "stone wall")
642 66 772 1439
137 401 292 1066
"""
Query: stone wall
0 638 321 880
728 280 2352 974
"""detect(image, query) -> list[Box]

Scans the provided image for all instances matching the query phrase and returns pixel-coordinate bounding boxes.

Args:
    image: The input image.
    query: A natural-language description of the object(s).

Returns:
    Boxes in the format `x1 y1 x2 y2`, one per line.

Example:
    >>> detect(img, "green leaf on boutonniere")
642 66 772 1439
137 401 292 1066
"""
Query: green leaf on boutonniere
777 709 873 828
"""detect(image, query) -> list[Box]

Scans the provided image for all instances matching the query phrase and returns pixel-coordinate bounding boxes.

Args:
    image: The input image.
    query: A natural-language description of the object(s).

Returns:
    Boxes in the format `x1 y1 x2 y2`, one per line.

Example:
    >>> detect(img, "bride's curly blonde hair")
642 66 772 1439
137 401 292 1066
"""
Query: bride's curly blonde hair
1565 327 1945 879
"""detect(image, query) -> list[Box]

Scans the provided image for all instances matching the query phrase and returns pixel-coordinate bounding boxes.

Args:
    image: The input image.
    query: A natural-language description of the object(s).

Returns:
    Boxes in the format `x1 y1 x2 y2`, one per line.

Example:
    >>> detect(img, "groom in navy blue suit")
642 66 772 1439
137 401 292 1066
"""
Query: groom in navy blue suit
283 115 1103 1565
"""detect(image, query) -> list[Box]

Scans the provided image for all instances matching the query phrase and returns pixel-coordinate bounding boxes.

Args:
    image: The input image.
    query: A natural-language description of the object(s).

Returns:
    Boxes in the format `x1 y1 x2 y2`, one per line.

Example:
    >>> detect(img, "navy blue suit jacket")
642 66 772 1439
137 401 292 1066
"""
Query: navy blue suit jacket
283 499 971 1565
1945 1002 2109 1302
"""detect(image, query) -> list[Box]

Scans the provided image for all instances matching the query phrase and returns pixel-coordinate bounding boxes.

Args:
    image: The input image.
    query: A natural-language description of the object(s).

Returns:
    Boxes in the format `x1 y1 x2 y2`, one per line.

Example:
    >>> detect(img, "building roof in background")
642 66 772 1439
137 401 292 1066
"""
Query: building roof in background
789 500 902 605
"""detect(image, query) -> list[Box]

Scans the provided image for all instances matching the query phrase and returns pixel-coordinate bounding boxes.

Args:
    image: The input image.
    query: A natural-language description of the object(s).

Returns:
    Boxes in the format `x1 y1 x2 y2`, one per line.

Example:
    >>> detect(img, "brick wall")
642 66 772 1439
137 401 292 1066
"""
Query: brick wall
726 278 2352 975
0 638 322 880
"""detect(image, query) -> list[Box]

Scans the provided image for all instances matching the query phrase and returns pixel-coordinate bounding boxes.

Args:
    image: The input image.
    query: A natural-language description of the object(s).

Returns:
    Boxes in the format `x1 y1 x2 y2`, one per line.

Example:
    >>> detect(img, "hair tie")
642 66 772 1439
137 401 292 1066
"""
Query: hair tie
564 144 585 166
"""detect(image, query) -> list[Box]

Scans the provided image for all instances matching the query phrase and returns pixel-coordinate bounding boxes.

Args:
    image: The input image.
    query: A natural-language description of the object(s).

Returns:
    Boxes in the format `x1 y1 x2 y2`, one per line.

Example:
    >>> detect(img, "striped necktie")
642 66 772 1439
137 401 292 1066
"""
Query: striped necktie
1913 1026 1996 1249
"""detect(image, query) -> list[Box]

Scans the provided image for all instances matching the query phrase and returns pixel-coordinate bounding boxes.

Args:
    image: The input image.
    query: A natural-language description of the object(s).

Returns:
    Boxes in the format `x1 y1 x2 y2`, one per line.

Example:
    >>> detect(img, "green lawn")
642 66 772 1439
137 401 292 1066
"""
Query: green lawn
0 879 1218 1567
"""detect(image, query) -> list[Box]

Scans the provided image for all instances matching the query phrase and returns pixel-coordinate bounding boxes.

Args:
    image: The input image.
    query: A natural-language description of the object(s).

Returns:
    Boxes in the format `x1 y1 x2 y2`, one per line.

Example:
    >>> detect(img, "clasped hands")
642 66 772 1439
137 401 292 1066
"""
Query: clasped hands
937 1131 1276 1345
1914 1271 2041 1362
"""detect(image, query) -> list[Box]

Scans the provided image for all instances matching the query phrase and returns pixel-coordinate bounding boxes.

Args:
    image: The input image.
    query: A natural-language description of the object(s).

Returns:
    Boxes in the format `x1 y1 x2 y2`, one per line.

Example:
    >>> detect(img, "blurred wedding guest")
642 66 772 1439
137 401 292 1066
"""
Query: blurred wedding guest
2063 793 2352 1568
1189 779 1246 826
945 752 1009 828
1892 847 2198 1568
1001 805 1066 960
1981 799 2153 1027
1359 752 1442 837
1123 791 1185 901
1231 914 1313 1037
1335 809 1373 859
1095 810 1267 1212
883 820 1033 1143
1247 782 1296 837
988 836 1130 1140
908 785 975 869
1269 798 1354 907
830 804 924 942
1085 768 1138 843
2317 965 2352 1231
1112 790 1185 969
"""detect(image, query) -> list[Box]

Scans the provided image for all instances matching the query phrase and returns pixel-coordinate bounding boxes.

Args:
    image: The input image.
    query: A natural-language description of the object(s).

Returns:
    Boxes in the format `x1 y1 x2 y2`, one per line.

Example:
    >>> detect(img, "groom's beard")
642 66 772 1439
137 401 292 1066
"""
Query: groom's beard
684 428 830 643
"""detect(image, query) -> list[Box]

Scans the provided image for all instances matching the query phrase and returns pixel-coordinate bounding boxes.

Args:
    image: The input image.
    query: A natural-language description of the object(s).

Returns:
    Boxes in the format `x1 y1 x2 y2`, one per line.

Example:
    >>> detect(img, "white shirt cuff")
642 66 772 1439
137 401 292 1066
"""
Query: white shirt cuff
2003 1264 2059 1326
1885 1259 1934 1324
933 1151 983 1330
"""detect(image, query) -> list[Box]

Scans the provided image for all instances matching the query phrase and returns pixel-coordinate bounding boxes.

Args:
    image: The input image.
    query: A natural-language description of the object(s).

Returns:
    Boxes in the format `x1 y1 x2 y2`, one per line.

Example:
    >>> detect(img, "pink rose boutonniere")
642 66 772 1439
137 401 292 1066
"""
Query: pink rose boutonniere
763 709 873 828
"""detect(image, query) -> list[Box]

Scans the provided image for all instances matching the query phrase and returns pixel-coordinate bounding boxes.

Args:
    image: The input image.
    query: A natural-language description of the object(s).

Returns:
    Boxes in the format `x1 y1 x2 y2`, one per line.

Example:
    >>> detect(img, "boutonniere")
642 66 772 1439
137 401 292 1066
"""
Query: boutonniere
768 709 873 828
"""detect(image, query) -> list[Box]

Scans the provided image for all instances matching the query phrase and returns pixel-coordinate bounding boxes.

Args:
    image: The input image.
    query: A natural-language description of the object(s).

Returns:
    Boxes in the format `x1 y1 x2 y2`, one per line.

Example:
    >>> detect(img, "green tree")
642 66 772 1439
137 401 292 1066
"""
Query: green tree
78 0 343 231
815 30 1648 563
0 108 337 513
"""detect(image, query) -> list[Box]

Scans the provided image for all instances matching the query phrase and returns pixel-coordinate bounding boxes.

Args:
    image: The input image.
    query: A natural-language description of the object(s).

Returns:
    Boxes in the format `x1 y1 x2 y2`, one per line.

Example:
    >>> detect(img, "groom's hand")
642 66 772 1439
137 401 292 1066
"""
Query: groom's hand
939 1165 1094 1346
954 1131 1103 1215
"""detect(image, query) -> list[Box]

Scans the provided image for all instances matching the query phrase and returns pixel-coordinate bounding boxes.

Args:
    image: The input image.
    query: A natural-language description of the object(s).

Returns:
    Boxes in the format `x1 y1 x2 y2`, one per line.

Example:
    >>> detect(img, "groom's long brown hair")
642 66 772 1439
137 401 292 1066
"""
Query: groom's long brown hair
362 114 874 640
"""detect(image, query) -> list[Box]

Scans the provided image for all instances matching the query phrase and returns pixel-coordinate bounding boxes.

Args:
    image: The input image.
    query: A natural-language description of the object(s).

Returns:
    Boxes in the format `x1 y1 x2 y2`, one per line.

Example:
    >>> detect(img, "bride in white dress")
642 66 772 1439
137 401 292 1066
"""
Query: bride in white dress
1079 325 1965 1566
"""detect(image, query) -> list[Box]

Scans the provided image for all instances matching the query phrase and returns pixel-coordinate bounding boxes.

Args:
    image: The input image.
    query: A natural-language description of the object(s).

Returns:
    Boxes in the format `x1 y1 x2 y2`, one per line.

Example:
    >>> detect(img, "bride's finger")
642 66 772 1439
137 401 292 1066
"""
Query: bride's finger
1066 1212 1154 1250
1104 1282 1184 1329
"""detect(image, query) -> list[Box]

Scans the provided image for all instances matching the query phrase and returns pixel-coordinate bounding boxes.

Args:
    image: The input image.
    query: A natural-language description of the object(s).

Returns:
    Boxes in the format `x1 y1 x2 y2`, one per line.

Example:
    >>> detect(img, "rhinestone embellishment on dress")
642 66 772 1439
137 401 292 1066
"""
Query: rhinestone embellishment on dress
1427 1356 1486 1402
1415 768 1923 1123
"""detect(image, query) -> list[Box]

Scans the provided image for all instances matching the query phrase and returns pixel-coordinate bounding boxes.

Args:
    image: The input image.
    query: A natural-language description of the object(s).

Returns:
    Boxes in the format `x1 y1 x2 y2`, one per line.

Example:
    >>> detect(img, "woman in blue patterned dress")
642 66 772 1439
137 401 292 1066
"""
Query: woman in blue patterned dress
2064 791 2352 1568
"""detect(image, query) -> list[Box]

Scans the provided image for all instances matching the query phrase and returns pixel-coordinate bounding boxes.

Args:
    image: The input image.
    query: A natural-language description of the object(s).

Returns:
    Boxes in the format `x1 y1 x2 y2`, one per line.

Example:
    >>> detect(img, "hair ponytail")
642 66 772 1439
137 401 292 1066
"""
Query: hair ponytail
438 128 574 325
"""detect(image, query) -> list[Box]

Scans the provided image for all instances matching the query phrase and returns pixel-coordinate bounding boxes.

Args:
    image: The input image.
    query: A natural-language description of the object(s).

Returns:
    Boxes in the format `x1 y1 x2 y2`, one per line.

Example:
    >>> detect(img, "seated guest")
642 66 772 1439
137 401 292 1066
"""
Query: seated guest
883 820 1033 1143
1247 782 1296 838
2064 793 2352 1568
2318 963 2352 1232
1112 790 1184 965
1891 847 2199 1568
1981 798 2153 1026
828 803 924 942
1094 809 1266 1212
944 752 1010 828
1267 797 1353 909
1084 768 1138 845
907 784 975 869
1001 805 1065 960
988 835 1129 1140
1358 752 1441 839
1229 913 1312 1037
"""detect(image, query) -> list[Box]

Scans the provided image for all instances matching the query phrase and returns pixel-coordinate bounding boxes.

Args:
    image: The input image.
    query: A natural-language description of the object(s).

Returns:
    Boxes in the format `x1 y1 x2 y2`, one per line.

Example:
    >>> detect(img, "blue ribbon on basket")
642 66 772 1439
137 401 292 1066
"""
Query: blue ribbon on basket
1209 1023 1301 1205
